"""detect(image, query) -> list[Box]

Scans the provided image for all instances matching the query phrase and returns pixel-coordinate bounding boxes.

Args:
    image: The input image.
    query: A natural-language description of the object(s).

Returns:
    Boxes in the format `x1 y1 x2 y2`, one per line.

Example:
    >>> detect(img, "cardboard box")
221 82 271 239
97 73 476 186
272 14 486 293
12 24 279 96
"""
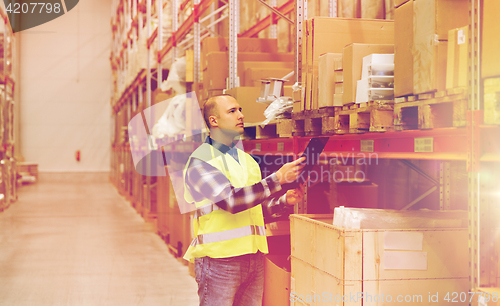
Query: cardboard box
471 288 500 306
303 17 394 110
304 18 394 71
413 0 468 94
483 0 500 78
291 214 469 306
446 26 468 89
343 43 394 104
413 40 448 95
239 61 293 87
263 255 291 306
201 37 278 70
202 52 294 90
224 86 268 123
394 0 410 8
319 53 342 108
394 0 414 97
243 68 294 87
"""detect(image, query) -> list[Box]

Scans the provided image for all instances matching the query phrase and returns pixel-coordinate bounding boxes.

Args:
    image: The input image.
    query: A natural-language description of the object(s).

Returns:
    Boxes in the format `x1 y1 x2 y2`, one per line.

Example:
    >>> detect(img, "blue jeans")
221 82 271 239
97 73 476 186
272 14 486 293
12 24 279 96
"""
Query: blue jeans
194 252 264 306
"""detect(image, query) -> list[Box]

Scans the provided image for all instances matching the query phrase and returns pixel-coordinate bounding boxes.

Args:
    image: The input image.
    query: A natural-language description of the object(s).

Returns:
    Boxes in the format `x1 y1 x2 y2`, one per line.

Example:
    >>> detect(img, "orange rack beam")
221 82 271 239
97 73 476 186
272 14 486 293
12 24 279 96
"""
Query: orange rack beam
240 0 293 38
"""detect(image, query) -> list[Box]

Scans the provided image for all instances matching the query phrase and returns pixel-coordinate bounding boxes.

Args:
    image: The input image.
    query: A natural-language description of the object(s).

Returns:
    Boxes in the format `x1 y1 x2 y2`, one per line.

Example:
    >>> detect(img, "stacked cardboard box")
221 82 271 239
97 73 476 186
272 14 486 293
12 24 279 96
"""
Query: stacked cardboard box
394 0 468 97
318 53 341 108
202 52 294 92
302 17 394 111
394 0 413 97
343 44 394 105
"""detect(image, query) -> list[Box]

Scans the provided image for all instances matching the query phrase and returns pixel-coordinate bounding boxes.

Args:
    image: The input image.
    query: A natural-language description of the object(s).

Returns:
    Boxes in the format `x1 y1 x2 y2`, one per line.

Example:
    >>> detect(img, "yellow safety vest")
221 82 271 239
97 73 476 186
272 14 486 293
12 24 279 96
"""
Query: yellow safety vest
183 142 268 262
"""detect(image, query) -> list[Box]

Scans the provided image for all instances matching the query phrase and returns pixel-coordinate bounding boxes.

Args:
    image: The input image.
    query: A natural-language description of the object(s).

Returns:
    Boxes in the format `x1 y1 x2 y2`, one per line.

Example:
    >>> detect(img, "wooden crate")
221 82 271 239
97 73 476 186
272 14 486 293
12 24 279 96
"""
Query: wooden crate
334 101 394 134
290 214 468 306
394 88 467 130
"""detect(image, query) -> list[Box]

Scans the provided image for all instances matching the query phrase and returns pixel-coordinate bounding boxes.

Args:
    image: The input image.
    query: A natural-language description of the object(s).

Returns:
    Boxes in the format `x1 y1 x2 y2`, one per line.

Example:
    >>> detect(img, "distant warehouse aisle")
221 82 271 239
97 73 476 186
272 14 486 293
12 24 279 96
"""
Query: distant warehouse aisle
0 173 198 306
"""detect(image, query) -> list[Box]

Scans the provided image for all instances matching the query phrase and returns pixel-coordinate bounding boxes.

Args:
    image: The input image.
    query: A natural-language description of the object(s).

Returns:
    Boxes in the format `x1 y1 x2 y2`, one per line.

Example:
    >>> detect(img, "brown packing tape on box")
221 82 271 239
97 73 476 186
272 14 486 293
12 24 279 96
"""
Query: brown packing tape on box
394 0 413 97
319 53 342 108
224 87 268 124
343 43 394 105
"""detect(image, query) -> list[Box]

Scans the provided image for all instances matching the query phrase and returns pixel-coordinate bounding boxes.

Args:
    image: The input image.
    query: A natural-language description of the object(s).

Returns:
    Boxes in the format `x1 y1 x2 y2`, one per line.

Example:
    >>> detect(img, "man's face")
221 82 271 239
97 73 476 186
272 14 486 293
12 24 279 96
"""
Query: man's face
213 96 245 135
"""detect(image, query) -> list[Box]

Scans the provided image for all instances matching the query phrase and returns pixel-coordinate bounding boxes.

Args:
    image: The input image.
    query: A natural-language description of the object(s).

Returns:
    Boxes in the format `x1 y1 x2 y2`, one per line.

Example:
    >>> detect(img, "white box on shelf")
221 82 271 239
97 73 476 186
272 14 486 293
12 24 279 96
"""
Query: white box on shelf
356 79 369 103
362 54 394 79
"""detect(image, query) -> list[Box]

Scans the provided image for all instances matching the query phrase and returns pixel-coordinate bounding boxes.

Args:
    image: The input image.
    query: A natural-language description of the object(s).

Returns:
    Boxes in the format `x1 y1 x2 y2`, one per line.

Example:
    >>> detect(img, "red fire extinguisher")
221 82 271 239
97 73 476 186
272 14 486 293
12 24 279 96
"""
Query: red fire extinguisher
75 150 81 162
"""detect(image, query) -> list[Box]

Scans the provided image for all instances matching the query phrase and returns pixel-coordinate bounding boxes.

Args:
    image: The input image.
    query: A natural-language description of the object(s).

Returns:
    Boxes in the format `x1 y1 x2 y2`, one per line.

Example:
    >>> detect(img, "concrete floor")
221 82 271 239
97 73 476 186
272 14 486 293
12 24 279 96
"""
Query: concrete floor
0 173 198 306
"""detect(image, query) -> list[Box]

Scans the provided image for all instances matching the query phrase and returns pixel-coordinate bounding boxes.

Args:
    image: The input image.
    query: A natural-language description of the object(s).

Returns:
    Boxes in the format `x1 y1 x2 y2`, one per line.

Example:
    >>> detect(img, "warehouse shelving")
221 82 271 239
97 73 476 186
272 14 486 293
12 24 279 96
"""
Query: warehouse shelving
110 0 499 293
0 5 17 212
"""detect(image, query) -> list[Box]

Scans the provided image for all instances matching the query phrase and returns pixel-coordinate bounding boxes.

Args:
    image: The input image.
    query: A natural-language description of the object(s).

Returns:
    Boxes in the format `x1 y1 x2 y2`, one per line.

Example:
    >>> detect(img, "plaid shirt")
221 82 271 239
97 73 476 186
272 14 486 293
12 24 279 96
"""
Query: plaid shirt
185 137 289 218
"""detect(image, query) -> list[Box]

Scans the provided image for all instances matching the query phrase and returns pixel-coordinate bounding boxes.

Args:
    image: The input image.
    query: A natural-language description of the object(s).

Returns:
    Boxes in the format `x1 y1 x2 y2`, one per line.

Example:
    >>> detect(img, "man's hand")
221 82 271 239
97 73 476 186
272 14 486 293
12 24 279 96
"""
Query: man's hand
275 157 306 185
285 182 306 206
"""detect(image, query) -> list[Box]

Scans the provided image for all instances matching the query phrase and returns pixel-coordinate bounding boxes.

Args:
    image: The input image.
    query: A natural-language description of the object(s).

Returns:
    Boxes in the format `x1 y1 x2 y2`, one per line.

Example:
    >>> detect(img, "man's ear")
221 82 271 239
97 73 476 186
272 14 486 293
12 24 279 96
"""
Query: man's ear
209 115 218 127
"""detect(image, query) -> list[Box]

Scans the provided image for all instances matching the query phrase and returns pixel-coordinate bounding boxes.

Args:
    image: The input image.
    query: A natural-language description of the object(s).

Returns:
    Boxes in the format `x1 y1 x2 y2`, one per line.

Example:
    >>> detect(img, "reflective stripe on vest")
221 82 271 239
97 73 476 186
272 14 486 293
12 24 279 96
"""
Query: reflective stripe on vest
193 204 221 220
190 224 266 246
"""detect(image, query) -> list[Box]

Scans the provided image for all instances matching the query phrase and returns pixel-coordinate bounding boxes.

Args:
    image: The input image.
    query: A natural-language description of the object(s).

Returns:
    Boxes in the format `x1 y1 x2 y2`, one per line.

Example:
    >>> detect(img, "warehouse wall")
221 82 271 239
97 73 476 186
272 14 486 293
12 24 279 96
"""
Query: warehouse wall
19 0 112 172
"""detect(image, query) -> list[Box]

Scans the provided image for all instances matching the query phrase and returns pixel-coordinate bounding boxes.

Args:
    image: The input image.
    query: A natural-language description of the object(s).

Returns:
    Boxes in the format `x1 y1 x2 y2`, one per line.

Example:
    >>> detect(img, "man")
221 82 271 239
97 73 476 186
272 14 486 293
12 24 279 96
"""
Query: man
183 95 306 306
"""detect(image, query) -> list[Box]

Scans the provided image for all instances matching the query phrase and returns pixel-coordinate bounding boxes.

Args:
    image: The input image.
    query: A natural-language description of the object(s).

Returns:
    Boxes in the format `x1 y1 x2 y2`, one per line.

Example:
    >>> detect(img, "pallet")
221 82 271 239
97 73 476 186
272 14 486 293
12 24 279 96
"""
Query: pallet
242 120 278 140
277 118 293 138
395 95 417 103
394 88 467 131
292 107 337 136
334 100 394 134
